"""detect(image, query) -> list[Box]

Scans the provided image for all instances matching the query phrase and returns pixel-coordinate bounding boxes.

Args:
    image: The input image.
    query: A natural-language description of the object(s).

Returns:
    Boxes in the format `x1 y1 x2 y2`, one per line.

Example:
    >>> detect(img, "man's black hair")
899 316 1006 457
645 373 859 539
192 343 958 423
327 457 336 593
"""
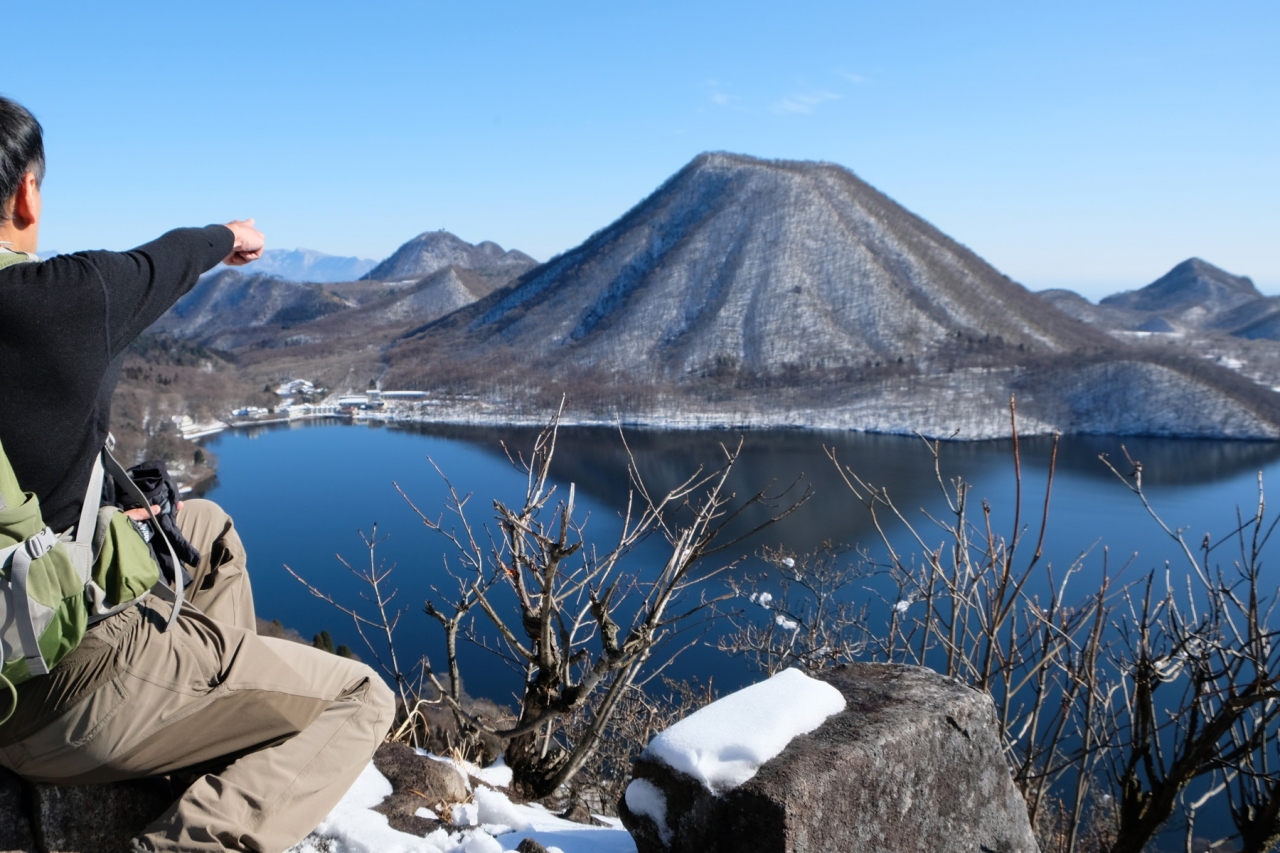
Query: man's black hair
0 96 45 222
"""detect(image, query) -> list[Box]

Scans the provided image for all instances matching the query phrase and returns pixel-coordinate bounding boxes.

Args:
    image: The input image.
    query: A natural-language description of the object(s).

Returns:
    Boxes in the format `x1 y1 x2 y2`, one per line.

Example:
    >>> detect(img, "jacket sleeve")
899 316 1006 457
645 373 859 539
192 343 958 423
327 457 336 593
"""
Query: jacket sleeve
45 225 234 359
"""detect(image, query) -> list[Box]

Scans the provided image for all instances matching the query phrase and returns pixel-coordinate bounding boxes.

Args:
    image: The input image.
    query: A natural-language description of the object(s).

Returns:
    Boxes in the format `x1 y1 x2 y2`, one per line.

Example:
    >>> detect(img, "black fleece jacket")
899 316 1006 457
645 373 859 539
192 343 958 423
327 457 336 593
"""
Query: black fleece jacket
0 225 233 533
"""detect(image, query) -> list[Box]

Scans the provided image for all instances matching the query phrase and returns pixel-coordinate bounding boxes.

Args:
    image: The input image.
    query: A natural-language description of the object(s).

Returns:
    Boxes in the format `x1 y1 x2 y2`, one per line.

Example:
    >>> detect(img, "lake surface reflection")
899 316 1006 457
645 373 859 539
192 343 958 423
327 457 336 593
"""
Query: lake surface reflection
200 422 1280 707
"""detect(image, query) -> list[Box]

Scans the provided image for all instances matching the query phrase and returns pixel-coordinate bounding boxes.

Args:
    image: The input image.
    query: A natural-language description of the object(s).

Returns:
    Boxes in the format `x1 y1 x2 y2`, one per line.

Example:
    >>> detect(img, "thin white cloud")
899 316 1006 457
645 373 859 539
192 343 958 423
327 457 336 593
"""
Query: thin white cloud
771 91 841 115
704 79 741 108
836 70 869 85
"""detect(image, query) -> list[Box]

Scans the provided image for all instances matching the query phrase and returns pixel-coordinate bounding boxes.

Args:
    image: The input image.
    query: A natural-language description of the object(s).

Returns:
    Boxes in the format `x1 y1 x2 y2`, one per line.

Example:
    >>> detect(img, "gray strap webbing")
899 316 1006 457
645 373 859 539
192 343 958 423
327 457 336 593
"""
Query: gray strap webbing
101 449 184 631
58 453 108 586
75 454 105 548
11 528 57 676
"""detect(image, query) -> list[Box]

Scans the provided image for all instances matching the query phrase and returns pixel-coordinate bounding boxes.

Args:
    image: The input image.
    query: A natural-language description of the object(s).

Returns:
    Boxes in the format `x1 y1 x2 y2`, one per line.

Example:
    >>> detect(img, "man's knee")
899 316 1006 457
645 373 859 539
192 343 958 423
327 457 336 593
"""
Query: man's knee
338 657 396 729
176 498 233 544
176 496 227 522
331 654 396 741
174 498 254 627
366 665 396 724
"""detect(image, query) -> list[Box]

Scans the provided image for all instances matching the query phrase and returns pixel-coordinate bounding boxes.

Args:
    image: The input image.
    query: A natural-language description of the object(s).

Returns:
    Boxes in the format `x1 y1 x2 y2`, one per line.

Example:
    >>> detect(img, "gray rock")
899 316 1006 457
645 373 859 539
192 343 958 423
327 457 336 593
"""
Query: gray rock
0 768 36 853
372 741 469 806
370 742 467 835
293 835 336 853
619 662 1039 853
0 767 177 853
558 793 607 827
29 777 177 853
372 791 445 837
515 839 550 853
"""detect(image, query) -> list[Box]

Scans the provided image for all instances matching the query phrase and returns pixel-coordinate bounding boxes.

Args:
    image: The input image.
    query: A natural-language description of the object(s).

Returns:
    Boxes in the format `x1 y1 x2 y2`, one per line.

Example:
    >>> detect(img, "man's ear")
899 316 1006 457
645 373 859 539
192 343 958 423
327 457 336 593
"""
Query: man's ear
11 172 40 228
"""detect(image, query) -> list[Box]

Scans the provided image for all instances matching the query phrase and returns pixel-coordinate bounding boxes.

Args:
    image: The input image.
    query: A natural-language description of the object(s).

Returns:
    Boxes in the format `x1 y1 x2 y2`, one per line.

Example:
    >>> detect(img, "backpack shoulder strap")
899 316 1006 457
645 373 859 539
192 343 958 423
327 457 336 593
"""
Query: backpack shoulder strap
75 453 105 549
100 447 184 631
61 452 107 585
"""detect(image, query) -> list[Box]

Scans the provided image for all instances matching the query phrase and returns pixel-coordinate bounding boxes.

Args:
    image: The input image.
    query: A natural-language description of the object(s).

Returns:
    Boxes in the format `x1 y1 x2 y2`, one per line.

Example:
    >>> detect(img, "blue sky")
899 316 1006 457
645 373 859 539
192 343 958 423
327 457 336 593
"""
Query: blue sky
8 1 1277 298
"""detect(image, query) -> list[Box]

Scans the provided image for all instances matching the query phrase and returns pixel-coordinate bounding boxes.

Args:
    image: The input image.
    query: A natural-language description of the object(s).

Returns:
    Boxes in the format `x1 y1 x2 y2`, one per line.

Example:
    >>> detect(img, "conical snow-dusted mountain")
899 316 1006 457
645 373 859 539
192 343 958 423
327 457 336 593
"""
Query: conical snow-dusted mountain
385 153 1280 438
362 231 537 286
389 152 1117 381
403 152 1106 376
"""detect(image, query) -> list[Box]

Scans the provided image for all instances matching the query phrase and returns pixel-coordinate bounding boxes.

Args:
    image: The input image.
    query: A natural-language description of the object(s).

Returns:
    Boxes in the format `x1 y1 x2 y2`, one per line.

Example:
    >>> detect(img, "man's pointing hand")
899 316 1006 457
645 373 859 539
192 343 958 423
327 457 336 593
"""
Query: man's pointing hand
223 219 265 266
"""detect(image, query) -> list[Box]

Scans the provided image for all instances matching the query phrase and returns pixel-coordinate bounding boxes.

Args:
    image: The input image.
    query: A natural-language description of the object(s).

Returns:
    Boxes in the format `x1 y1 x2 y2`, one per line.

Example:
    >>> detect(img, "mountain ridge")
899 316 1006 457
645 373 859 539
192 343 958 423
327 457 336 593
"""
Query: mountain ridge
1039 258 1280 341
1101 258 1260 315
362 230 537 285
379 152 1279 439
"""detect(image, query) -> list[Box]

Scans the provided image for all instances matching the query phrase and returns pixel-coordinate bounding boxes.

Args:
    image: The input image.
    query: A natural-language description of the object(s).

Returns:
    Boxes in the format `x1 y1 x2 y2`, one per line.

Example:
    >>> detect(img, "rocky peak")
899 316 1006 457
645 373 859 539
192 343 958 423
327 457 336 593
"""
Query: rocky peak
1100 257 1260 315
362 230 537 284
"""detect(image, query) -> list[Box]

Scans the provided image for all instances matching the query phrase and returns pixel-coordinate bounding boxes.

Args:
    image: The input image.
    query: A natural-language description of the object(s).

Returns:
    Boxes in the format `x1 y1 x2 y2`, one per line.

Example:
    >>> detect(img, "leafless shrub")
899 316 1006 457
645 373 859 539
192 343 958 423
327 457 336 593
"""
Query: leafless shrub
824 402 1111 847
286 527 521 765
717 544 869 674
724 398 1280 853
1031 791 1118 853
1093 451 1280 853
284 527 448 743
397 411 804 799
561 676 716 816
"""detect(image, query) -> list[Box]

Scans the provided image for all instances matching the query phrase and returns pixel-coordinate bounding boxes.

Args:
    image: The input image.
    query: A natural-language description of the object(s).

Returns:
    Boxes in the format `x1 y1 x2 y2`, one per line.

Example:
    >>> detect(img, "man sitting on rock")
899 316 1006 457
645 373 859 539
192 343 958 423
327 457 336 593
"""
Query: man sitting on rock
0 95 394 853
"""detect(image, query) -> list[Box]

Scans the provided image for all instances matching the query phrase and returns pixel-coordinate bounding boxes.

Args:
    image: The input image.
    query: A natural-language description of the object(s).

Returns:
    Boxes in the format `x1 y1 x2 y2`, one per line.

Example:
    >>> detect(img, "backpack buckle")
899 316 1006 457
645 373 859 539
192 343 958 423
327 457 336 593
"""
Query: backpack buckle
23 528 56 561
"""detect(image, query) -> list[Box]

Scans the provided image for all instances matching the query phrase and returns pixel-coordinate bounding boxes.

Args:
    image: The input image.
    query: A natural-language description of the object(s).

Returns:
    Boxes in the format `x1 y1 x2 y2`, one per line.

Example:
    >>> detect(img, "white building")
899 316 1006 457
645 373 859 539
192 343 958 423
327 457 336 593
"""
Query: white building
275 379 317 397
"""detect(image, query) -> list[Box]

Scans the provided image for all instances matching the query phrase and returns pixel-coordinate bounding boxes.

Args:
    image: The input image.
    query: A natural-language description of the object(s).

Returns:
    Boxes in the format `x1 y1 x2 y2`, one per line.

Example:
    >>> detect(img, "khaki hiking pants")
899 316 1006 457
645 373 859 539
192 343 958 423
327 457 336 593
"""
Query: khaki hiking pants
0 499 395 853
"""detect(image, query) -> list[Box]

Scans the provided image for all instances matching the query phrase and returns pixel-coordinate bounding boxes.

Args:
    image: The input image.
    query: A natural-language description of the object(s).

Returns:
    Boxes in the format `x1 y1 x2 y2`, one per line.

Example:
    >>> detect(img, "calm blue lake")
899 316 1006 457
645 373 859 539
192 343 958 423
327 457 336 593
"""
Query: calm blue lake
199 421 1280 708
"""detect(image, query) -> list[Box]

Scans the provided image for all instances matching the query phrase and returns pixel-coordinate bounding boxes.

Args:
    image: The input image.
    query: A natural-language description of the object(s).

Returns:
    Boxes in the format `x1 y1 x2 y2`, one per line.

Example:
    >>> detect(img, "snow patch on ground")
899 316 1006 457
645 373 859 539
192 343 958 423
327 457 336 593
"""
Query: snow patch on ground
288 760 636 853
469 756 514 789
475 786 532 831
422 751 513 790
641 668 846 793
294 762 420 853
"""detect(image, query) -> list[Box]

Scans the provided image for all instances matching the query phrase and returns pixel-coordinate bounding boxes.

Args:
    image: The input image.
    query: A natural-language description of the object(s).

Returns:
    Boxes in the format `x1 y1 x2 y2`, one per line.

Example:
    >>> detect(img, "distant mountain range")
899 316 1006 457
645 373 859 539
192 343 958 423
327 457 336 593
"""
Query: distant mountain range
144 154 1280 439
206 235 535 288
158 232 527 352
1040 259 1280 340
234 248 379 283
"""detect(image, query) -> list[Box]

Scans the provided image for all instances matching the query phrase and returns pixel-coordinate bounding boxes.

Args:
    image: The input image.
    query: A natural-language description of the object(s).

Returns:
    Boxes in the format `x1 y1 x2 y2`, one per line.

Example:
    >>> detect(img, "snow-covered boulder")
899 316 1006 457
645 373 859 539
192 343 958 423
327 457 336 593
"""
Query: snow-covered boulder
619 663 1038 853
